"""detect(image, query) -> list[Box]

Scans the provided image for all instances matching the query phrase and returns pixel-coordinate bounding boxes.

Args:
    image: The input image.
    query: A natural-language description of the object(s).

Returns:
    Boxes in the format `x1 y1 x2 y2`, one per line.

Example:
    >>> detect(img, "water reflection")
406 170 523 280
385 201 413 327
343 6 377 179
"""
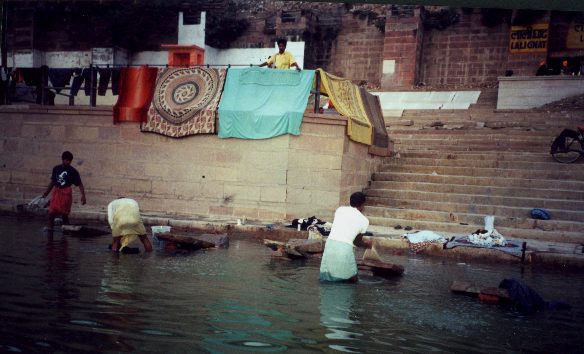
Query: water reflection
91 253 154 352
0 217 583 353
202 299 293 352
319 283 362 353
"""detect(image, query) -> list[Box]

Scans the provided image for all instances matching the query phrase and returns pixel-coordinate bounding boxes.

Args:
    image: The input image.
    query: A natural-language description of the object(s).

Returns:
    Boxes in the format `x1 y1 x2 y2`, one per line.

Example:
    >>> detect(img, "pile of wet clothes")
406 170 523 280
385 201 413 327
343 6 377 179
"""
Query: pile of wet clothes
290 216 332 236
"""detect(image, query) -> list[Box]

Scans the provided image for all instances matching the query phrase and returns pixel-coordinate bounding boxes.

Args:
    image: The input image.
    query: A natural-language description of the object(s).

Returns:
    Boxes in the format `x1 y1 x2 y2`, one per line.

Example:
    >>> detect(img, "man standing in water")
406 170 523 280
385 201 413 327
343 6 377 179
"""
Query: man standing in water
108 197 152 253
259 38 302 71
320 192 370 282
42 151 86 230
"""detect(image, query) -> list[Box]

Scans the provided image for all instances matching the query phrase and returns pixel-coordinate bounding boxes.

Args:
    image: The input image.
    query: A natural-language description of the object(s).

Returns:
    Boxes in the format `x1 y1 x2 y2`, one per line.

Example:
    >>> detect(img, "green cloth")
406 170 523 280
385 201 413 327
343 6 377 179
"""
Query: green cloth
320 239 358 282
218 67 315 139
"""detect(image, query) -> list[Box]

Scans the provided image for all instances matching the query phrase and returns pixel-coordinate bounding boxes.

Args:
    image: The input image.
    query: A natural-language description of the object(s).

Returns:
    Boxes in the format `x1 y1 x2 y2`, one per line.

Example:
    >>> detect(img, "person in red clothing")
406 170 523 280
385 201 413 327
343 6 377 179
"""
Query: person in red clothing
42 151 86 230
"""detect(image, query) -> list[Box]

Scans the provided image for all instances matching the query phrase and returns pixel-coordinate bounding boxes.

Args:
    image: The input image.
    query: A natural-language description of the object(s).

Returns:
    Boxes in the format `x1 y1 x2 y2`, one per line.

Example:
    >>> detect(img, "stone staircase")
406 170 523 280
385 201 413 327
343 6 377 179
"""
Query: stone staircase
364 106 584 244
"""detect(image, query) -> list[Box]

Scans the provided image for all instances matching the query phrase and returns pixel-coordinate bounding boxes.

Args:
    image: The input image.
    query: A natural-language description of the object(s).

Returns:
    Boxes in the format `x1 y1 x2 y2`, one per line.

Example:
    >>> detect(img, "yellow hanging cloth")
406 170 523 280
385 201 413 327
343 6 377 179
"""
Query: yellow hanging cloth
316 69 372 145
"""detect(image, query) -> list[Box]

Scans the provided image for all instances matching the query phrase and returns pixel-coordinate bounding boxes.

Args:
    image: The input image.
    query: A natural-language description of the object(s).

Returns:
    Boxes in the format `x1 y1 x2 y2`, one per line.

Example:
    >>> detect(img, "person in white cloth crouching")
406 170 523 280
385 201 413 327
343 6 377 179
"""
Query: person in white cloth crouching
320 192 371 283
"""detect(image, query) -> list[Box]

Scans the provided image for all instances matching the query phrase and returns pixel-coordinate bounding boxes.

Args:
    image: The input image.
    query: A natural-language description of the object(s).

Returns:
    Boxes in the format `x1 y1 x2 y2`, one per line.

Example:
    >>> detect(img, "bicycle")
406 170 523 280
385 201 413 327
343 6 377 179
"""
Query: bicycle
550 126 584 163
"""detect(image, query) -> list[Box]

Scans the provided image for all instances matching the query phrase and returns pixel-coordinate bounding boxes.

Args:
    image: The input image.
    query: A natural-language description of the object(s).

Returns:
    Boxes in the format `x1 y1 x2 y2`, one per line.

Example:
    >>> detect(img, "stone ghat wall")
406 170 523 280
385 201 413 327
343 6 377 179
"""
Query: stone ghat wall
0 106 382 223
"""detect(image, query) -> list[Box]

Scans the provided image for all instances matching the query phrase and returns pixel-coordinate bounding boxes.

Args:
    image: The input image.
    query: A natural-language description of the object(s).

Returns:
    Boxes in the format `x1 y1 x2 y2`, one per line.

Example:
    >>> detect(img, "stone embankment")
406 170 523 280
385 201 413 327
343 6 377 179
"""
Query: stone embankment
4 205 584 271
362 93 584 270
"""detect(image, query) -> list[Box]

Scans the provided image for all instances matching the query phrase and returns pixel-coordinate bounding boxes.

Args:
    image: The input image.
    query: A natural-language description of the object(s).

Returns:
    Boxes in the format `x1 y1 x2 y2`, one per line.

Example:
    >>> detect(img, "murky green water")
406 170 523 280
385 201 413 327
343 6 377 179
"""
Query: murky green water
0 216 582 353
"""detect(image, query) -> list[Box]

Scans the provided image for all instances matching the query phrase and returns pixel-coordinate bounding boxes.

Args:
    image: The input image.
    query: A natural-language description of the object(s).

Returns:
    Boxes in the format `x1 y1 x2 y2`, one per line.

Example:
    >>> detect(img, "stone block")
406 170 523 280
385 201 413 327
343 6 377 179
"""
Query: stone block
258 207 286 222
311 190 340 207
215 150 244 165
260 186 287 203
209 205 234 216
151 180 176 196
288 152 342 170
66 126 99 140
114 179 152 194
199 182 225 199
289 135 344 153
312 170 342 190
236 167 286 185
242 150 289 170
286 187 312 204
144 162 171 178
214 167 238 182
224 184 261 202
98 126 121 140
232 206 260 219
286 169 313 187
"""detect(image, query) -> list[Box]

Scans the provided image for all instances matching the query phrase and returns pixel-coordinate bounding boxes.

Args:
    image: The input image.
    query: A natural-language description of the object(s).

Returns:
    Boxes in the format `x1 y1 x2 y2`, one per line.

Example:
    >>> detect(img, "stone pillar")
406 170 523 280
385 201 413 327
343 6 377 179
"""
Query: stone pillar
380 6 423 90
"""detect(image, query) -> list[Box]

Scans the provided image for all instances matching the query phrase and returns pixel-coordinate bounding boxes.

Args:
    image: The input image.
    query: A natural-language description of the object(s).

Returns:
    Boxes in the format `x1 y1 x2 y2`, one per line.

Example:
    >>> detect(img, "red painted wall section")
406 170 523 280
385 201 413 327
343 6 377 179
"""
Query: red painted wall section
381 8 423 90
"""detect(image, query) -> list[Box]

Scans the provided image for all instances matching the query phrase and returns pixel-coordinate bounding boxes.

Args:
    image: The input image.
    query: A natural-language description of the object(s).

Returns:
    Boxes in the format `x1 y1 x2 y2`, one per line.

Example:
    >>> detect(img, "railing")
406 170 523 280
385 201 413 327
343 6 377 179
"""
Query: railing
1 64 323 113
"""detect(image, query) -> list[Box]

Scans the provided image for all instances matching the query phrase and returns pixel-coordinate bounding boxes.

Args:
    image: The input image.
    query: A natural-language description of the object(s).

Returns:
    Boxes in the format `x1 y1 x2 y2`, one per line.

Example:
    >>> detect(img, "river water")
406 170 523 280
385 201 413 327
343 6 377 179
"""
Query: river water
0 216 582 353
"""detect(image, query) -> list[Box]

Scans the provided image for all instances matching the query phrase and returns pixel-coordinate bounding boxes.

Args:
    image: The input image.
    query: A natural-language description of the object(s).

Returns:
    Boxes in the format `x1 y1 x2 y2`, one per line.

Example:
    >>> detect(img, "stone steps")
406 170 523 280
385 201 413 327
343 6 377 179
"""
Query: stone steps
367 215 584 244
364 206 584 235
369 180 584 201
391 132 555 142
374 165 584 180
392 140 551 152
388 126 558 137
365 107 584 243
392 143 545 153
382 157 579 171
372 171 584 190
365 205 584 233
398 151 552 162
365 193 584 221
400 108 584 120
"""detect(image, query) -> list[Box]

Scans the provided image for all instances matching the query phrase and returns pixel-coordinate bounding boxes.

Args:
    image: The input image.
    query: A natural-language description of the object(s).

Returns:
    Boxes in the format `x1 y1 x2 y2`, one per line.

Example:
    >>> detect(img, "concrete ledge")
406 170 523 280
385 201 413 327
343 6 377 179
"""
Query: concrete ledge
4 205 584 271
373 91 480 111
497 76 584 109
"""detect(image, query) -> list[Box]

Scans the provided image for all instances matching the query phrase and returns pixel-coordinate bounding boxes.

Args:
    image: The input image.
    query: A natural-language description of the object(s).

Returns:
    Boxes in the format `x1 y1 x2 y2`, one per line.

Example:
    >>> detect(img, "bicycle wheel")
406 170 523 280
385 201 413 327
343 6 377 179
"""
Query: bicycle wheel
551 135 583 163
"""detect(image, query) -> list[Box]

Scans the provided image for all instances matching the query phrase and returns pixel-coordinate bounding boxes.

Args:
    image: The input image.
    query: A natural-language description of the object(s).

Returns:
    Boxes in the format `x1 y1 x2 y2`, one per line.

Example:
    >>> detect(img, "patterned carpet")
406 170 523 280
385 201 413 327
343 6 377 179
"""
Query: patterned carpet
141 67 227 137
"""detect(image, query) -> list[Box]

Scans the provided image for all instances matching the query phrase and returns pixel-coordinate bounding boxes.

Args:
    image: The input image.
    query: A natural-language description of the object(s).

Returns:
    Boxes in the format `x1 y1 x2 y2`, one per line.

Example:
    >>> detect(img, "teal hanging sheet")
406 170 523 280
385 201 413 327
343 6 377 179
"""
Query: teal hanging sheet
218 67 315 139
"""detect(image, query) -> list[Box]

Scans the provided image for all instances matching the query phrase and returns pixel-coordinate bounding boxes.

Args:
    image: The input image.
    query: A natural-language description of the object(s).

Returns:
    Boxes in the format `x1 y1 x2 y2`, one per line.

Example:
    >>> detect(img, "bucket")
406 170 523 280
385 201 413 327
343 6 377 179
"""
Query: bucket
151 226 171 248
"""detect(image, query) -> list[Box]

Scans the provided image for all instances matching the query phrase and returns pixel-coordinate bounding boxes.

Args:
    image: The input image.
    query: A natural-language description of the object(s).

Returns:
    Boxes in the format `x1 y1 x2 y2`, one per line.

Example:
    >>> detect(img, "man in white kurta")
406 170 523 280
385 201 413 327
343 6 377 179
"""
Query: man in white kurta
108 198 152 252
320 192 369 282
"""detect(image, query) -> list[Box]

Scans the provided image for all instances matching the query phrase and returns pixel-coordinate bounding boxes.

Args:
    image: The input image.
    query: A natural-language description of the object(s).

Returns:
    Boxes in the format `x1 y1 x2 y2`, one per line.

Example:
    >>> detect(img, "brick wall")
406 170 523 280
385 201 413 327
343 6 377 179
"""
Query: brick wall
420 10 510 88
381 8 423 90
327 12 385 86
505 12 551 77
0 107 382 223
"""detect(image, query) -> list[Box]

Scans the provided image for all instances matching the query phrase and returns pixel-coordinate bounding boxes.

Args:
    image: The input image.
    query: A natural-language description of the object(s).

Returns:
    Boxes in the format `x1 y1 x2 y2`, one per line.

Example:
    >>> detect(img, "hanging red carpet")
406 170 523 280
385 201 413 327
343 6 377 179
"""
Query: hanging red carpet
141 67 227 137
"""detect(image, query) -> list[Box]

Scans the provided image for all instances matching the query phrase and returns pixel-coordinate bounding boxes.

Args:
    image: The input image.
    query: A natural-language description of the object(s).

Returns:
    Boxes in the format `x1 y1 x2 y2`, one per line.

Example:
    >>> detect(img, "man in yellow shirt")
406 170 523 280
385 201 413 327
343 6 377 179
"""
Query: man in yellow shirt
259 38 301 71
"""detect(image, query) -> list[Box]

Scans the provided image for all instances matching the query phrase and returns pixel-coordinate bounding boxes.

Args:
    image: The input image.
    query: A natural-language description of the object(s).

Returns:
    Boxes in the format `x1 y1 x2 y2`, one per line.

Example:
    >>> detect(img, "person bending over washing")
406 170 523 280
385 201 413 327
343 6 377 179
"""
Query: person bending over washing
43 151 86 230
108 197 152 253
320 192 370 283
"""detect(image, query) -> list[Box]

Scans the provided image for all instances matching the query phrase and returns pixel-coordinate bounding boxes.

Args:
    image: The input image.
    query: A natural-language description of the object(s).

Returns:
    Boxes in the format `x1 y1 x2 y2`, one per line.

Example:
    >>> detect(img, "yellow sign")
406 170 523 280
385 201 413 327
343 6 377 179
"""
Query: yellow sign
509 24 549 53
566 22 584 49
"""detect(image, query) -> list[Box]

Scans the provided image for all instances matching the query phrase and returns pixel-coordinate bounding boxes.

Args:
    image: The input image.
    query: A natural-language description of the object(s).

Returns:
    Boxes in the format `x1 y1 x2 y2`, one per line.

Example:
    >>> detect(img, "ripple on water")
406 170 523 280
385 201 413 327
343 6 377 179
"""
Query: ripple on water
1 216 584 354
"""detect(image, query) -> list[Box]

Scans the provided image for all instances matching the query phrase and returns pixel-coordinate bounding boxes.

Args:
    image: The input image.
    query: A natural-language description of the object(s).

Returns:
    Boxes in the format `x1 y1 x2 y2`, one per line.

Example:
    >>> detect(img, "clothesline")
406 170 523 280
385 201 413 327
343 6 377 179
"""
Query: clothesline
6 63 274 69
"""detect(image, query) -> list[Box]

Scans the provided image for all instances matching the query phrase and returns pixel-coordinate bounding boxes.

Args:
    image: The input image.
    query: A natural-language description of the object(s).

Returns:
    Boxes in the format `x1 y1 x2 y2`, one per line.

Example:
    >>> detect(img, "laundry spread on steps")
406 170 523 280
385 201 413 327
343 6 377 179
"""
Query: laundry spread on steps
402 230 447 254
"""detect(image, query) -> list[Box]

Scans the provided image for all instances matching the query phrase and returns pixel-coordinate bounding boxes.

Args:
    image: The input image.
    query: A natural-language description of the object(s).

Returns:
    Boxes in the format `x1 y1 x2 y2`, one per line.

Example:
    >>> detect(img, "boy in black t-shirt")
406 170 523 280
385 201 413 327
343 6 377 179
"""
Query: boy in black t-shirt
42 151 86 230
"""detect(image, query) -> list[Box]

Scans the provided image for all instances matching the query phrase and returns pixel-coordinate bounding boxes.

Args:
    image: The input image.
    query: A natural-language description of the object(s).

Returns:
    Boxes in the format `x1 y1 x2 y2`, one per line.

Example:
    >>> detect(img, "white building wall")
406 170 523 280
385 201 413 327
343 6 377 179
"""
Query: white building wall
178 11 206 48
42 51 91 67
129 51 167 66
204 41 305 68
